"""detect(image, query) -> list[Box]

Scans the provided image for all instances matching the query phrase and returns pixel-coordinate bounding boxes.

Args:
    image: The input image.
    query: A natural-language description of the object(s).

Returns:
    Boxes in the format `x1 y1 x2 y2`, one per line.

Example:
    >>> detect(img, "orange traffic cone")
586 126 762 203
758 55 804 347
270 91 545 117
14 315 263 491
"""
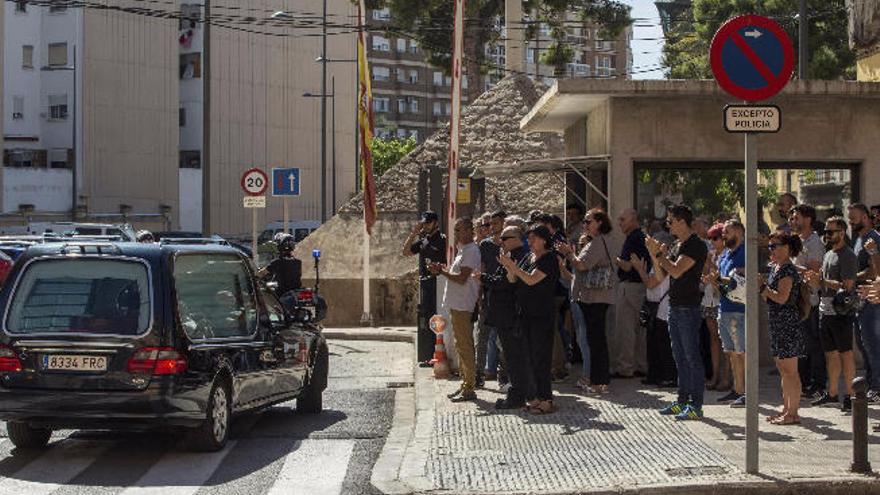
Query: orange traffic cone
429 315 450 379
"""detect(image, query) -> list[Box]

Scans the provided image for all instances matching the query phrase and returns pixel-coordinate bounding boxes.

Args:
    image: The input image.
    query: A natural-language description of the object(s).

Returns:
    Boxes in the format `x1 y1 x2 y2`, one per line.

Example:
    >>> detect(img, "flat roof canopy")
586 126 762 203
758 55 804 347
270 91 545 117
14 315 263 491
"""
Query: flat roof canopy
521 79 880 133
480 155 611 204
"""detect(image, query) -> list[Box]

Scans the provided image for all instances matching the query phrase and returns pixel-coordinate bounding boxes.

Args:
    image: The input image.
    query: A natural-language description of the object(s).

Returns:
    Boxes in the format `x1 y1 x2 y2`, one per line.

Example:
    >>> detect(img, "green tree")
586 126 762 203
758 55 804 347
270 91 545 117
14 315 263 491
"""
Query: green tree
371 136 418 177
663 0 855 80
366 1 631 99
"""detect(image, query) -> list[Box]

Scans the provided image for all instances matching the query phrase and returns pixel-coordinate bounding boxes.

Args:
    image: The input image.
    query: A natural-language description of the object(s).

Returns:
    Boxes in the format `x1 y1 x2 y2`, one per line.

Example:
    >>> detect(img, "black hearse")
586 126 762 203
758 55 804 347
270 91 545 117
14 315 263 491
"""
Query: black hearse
0 241 328 451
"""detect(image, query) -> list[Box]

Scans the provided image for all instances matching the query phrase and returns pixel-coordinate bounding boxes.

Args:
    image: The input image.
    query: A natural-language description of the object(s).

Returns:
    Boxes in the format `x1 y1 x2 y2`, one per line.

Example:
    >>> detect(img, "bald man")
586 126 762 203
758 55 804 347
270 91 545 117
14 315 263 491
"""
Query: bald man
612 208 651 379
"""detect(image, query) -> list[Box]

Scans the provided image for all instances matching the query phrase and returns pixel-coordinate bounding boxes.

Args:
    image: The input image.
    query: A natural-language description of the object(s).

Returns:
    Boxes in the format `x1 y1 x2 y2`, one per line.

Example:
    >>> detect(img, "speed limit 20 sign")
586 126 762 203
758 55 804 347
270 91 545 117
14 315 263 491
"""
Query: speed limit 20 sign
241 168 268 196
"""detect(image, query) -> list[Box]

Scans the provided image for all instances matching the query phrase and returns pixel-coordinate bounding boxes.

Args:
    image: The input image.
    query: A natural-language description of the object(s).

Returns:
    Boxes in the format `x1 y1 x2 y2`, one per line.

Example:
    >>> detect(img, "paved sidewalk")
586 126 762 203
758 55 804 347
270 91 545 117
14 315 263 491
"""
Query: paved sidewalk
394 367 880 494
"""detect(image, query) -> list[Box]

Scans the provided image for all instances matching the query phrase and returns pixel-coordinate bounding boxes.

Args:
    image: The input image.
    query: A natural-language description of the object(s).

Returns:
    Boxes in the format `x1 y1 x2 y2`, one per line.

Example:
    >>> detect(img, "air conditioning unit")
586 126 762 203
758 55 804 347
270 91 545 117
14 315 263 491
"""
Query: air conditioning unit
12 112 23 120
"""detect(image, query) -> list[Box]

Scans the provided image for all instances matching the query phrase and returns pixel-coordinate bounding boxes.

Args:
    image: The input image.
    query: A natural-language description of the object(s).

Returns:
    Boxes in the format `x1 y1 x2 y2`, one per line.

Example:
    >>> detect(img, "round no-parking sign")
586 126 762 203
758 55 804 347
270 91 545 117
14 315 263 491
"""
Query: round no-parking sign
710 15 794 102
241 168 268 196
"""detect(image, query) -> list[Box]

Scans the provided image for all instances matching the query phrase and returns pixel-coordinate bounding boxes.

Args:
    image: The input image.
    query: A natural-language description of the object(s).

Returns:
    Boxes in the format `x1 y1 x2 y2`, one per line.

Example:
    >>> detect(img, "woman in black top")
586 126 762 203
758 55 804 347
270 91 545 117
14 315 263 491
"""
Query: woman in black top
499 225 560 414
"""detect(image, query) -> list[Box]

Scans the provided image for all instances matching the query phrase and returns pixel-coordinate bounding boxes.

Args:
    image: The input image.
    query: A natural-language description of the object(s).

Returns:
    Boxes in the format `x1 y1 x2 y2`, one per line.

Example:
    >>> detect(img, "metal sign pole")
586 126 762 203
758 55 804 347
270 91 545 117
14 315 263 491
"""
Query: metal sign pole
744 130 759 474
283 197 290 234
252 208 258 261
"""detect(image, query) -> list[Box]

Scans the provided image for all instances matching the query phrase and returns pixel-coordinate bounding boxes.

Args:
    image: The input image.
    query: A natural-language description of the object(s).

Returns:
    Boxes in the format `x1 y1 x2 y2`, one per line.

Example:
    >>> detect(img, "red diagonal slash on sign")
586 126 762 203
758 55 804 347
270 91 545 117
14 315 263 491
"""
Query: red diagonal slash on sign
728 30 777 85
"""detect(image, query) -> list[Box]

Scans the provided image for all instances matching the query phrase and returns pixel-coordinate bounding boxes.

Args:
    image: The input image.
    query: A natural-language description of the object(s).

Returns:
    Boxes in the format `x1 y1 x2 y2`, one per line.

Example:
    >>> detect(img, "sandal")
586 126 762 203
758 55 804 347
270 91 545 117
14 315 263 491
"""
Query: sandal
771 414 801 425
528 400 556 415
766 410 787 422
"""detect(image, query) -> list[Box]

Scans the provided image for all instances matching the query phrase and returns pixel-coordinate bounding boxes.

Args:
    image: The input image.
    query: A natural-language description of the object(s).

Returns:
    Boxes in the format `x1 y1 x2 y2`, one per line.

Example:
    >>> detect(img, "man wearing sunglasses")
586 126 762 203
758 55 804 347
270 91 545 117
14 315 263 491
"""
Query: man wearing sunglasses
482 226 530 409
809 217 858 412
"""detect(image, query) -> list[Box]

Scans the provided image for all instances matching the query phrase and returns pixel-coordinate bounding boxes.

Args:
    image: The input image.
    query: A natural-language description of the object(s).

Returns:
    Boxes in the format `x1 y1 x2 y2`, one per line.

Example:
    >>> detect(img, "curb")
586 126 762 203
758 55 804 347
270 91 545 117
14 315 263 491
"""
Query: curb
322 327 416 343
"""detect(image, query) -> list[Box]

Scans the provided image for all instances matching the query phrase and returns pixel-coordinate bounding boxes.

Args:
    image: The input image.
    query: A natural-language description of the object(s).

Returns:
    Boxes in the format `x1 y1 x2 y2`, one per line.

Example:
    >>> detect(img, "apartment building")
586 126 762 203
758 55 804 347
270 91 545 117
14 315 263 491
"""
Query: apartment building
367 7 469 143
3 1 357 235
368 7 630 143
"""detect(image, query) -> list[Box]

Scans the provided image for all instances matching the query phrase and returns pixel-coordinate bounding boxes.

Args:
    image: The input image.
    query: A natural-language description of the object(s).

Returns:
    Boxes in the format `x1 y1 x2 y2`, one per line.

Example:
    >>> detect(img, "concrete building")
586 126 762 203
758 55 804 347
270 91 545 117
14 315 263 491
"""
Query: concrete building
2 1 358 236
518 78 880 361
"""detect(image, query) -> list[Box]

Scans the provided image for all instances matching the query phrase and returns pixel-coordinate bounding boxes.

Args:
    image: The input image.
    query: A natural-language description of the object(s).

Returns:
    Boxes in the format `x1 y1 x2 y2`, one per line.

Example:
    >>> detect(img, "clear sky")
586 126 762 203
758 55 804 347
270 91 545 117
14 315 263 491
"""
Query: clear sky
623 0 666 79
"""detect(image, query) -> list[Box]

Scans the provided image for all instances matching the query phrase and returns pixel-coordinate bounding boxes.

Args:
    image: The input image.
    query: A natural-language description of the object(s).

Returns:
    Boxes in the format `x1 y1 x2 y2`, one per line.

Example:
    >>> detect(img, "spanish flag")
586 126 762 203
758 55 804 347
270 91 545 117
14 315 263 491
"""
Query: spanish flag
357 0 377 235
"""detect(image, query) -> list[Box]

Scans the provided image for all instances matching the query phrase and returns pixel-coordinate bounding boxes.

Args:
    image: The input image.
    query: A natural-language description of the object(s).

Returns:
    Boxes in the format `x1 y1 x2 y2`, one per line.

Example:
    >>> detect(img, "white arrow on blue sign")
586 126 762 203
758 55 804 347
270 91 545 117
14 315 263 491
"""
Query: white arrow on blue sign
272 167 300 196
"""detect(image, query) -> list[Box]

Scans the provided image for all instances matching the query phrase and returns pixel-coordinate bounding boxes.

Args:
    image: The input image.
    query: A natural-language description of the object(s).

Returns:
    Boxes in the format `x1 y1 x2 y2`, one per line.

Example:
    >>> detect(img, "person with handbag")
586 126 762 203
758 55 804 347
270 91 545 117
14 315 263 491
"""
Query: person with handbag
557 208 615 394
631 251 677 388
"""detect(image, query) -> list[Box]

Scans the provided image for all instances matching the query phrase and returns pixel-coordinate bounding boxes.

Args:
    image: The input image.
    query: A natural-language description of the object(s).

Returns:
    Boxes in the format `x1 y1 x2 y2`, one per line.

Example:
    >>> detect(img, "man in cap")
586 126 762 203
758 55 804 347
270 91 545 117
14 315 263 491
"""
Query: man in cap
403 211 447 366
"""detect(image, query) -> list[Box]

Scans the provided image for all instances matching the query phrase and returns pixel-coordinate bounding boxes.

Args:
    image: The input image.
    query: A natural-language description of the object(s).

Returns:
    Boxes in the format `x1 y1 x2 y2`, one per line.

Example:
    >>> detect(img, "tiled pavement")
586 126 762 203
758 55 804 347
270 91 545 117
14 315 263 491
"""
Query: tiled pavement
410 370 880 494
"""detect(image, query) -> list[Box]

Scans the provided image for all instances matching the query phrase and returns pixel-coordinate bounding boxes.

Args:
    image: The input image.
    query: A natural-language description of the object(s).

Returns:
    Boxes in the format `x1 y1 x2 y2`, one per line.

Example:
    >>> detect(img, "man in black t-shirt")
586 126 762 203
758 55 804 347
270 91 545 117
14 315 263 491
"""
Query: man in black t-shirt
647 205 708 421
403 211 447 364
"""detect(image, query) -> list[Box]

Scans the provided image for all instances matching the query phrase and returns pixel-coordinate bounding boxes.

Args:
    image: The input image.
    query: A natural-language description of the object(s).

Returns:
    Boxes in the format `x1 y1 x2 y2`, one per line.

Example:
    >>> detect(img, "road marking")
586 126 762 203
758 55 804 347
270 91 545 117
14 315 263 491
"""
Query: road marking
0 439 109 495
119 440 237 495
266 439 354 495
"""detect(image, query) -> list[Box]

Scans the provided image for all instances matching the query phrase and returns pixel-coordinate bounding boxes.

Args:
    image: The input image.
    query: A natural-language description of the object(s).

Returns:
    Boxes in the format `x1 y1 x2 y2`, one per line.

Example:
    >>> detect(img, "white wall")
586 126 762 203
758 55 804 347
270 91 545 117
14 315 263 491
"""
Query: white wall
3 2 42 140
3 167 71 212
178 167 201 231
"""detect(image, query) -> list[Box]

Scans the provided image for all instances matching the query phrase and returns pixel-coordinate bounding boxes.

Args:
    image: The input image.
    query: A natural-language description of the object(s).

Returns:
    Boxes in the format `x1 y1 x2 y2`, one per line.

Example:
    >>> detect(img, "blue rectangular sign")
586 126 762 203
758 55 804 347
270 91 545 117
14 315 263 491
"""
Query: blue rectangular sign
272 168 300 196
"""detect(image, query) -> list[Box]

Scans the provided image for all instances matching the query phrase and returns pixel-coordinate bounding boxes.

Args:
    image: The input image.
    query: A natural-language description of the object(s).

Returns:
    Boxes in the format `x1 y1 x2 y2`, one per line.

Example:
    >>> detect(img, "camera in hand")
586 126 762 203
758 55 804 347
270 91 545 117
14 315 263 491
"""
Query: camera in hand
719 272 746 304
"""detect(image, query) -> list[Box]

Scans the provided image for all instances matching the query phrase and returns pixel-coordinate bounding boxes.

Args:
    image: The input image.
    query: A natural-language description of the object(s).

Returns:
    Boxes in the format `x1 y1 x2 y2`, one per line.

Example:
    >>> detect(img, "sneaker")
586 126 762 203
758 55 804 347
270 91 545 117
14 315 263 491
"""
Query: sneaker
730 395 746 408
842 395 852 413
450 390 477 403
675 405 704 421
717 390 740 402
867 390 880 404
811 392 840 407
659 402 685 416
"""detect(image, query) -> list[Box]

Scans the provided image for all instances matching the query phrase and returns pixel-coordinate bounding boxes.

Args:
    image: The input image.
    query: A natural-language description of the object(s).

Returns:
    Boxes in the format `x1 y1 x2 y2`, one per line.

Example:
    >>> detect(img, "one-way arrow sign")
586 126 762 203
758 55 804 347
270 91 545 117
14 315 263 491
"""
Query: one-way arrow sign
272 167 301 196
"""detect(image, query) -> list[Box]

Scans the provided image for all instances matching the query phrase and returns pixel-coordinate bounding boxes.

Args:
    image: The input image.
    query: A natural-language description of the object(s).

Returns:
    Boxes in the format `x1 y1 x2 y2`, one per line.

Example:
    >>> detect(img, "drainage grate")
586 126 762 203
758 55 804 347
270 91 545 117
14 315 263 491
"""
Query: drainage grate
386 381 415 389
665 466 729 478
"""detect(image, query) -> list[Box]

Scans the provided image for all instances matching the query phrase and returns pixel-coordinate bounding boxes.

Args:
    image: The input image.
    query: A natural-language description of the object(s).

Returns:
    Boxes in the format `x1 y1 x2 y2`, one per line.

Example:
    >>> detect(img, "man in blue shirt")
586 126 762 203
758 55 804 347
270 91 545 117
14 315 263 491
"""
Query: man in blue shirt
613 208 651 379
713 220 746 407
849 204 880 400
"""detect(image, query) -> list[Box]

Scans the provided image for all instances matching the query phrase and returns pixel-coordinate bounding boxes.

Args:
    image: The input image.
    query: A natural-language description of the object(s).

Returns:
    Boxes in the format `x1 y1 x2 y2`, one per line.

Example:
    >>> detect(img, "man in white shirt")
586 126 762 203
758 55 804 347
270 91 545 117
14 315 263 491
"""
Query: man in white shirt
429 218 481 402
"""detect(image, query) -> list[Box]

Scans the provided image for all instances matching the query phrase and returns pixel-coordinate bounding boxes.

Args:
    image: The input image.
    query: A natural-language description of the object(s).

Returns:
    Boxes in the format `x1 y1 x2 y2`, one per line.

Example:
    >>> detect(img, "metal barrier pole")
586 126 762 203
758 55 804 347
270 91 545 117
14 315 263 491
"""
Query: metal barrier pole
851 376 872 473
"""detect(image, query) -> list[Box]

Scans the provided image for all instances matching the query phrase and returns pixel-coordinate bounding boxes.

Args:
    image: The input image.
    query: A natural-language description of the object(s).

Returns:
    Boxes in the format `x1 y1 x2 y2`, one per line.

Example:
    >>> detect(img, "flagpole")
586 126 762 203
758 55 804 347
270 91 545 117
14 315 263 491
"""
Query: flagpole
357 0 374 327
446 0 466 262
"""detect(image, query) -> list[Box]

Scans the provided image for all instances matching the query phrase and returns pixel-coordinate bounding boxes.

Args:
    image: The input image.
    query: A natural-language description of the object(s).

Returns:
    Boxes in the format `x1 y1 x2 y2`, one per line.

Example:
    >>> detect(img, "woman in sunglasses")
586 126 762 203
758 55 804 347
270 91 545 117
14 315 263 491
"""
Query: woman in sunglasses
761 231 804 425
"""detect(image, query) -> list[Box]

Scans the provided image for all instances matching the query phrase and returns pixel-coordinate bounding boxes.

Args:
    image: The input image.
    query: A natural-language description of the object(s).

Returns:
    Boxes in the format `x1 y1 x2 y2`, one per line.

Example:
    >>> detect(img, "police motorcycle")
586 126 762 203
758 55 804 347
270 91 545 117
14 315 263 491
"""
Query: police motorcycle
263 233 327 328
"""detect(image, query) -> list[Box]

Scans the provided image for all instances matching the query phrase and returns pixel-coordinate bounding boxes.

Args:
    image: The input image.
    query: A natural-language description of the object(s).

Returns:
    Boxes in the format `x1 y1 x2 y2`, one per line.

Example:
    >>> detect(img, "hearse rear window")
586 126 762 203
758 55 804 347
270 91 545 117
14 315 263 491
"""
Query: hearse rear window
6 259 151 335
173 254 257 340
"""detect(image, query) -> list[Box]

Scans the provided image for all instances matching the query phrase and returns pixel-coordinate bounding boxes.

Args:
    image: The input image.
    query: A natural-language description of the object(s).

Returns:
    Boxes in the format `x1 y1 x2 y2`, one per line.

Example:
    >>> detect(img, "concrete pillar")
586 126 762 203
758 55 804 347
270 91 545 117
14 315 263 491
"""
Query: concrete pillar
505 0 524 73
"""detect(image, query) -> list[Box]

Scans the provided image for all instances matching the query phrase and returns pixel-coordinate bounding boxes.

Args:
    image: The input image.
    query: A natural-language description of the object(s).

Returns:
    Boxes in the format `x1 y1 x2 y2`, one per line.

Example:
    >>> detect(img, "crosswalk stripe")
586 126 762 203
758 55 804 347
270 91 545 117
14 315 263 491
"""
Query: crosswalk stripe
118 440 237 495
266 439 355 495
0 439 109 495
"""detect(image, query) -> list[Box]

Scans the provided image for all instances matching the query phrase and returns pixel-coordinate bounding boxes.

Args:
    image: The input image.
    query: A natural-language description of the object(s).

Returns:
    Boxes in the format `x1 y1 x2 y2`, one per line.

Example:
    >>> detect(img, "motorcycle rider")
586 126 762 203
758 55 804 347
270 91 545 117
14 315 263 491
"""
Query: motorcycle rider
258 233 302 297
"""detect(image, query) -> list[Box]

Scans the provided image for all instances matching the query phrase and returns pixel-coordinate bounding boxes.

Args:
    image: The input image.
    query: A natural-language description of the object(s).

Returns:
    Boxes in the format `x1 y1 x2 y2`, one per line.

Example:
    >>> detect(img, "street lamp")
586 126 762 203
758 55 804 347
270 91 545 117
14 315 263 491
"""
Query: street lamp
274 5 328 222
41 48 77 220
303 76 338 215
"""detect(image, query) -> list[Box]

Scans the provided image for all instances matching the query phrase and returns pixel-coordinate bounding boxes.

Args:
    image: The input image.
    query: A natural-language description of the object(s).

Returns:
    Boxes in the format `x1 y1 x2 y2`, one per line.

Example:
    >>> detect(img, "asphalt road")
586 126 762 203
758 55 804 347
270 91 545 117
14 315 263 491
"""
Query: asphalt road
0 339 414 495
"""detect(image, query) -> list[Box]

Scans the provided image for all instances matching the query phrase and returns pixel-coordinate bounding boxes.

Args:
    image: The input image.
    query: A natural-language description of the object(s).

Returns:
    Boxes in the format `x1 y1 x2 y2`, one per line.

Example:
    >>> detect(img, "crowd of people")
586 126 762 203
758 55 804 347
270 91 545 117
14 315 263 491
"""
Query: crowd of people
403 195 880 424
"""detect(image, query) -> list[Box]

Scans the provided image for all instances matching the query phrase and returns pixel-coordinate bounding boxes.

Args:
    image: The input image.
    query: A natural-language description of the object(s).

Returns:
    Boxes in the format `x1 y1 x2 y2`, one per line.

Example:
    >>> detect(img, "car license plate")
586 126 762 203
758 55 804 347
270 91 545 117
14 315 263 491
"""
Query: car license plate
42 354 107 372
